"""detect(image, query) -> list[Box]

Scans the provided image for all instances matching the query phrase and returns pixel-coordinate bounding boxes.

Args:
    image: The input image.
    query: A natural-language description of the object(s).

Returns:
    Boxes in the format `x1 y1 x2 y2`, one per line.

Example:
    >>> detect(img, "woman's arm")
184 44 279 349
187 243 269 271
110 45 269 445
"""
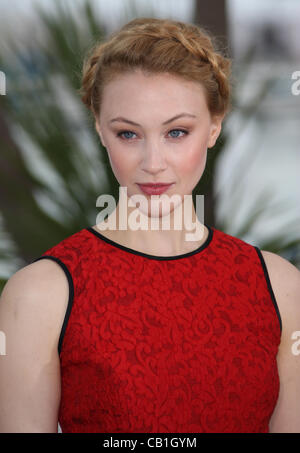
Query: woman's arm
261 250 300 433
0 259 69 433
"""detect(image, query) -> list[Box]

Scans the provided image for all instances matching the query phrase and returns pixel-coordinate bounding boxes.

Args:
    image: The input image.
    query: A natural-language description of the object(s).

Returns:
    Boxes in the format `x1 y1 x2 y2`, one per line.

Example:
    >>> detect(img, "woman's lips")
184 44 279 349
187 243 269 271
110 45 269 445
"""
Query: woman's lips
137 183 174 195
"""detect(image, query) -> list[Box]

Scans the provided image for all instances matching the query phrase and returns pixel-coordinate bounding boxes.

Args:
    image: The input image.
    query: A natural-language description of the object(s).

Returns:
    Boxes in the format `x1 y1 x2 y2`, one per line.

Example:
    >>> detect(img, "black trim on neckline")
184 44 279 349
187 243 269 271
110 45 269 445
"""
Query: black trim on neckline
85 224 213 260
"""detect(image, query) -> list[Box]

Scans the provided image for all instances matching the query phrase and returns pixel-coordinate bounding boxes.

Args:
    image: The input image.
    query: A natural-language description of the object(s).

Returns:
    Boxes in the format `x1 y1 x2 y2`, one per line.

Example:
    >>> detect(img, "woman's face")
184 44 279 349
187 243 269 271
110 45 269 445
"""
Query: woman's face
95 69 223 218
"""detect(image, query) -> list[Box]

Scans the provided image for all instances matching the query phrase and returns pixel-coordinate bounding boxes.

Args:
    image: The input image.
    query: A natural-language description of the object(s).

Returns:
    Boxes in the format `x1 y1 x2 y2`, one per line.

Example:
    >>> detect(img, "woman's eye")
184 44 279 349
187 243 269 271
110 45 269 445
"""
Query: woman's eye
116 129 188 140
168 129 188 139
117 131 137 140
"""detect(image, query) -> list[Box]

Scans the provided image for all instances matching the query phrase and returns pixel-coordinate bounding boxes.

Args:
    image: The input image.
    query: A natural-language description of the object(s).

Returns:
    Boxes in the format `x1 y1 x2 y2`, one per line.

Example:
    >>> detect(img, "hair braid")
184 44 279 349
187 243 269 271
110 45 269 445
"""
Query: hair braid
80 17 232 118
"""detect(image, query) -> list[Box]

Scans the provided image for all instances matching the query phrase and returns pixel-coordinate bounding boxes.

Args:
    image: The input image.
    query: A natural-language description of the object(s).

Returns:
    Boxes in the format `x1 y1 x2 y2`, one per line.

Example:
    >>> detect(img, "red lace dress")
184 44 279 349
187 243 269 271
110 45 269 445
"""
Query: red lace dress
33 224 282 433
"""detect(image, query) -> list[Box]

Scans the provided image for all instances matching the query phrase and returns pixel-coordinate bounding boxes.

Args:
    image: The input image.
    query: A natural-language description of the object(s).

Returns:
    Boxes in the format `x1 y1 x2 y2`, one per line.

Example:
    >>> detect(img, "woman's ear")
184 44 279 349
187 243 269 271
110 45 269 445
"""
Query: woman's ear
207 115 223 149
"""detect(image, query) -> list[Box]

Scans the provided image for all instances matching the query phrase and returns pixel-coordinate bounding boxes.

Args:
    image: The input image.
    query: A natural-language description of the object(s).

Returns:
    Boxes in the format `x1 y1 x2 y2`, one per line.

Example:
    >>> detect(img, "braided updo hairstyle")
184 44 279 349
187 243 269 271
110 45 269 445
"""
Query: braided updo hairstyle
79 17 232 120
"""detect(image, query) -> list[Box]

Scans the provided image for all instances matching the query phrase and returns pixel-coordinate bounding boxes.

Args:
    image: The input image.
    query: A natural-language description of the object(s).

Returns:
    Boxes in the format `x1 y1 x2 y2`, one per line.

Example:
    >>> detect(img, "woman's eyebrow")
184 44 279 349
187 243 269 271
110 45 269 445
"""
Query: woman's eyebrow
109 112 197 126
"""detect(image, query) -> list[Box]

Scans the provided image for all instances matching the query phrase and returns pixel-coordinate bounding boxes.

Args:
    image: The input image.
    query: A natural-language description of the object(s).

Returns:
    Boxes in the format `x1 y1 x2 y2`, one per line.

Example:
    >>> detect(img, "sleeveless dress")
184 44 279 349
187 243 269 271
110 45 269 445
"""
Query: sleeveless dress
32 224 282 433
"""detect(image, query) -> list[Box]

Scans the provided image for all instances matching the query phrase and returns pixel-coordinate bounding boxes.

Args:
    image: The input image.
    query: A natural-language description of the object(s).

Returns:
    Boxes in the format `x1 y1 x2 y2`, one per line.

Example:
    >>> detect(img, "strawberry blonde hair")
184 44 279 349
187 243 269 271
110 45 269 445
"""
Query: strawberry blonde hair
79 17 232 120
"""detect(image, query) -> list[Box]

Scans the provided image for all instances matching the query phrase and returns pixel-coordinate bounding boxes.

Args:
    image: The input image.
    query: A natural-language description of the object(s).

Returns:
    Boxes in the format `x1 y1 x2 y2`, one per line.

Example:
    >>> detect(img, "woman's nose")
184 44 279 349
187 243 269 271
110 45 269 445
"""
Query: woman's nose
140 141 167 173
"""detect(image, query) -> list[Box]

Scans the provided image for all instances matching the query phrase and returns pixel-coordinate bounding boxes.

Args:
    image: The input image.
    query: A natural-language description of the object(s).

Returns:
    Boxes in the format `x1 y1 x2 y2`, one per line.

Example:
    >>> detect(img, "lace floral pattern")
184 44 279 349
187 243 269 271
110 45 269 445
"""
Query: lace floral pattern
33 226 281 433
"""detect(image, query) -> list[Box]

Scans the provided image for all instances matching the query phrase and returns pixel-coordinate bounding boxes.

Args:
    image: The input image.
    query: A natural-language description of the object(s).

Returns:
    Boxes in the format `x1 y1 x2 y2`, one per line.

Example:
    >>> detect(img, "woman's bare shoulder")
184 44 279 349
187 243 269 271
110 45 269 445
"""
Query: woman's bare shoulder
260 250 300 306
260 249 300 352
260 250 300 325
0 258 69 354
260 251 300 432
1 258 69 311
0 259 68 432
7 257 68 286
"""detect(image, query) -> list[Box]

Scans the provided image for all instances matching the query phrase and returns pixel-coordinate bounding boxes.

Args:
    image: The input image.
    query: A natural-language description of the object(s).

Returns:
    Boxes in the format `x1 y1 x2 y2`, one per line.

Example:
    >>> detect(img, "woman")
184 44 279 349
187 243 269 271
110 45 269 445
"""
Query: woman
0 17 299 434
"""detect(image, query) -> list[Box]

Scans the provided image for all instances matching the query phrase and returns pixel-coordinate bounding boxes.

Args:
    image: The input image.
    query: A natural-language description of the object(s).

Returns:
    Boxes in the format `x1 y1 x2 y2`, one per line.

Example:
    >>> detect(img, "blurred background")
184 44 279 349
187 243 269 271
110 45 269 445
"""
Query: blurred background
0 0 300 291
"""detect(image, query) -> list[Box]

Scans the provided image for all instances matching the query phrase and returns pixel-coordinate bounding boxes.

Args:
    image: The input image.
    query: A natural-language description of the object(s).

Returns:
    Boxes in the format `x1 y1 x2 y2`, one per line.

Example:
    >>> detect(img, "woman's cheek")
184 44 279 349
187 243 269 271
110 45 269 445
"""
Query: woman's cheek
179 145 207 174
105 146 123 172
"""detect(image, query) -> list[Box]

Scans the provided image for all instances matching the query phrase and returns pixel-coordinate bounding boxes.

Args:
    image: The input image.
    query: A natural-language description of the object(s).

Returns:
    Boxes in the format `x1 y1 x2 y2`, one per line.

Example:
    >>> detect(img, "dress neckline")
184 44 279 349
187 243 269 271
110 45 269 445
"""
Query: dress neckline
85 224 214 261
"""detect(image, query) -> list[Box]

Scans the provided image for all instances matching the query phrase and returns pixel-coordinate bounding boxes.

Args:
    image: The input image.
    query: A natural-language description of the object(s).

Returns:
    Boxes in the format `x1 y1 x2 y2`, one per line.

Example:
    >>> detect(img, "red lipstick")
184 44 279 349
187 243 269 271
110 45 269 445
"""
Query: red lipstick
137 183 174 195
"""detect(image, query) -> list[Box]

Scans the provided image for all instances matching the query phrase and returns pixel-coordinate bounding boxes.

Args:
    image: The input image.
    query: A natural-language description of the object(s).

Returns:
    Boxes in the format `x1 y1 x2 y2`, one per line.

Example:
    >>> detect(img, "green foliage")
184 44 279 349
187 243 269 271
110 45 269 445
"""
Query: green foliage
0 0 114 268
